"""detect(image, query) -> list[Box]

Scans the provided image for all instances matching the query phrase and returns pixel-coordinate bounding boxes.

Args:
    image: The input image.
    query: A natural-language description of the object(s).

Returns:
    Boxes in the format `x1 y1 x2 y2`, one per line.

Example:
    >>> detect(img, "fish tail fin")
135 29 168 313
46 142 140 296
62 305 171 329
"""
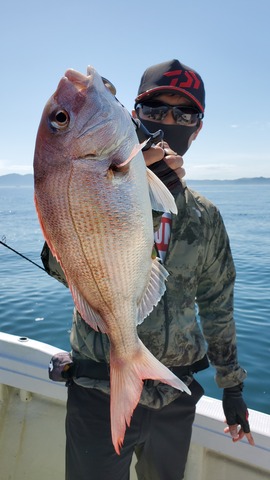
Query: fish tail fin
110 340 191 454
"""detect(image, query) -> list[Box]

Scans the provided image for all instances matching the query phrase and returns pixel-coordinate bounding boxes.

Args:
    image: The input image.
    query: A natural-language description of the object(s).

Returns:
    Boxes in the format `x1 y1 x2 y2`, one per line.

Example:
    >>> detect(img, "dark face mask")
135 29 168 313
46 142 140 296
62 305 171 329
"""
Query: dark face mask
138 118 199 156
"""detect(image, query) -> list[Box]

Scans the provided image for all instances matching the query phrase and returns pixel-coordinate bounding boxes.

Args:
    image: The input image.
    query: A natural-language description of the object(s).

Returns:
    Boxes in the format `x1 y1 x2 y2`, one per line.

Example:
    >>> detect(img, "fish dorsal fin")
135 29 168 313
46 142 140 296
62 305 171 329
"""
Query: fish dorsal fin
137 258 169 325
147 167 178 214
70 283 108 333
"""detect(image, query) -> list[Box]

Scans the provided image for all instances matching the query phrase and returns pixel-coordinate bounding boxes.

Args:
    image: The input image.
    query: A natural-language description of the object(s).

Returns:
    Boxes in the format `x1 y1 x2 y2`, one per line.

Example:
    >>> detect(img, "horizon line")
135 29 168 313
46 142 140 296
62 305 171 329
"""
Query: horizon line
0 173 270 182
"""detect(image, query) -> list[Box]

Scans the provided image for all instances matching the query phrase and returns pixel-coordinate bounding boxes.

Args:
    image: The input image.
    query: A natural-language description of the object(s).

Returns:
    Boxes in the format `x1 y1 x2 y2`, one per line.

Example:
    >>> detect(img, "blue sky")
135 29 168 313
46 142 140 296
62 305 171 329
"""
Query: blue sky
1 0 270 180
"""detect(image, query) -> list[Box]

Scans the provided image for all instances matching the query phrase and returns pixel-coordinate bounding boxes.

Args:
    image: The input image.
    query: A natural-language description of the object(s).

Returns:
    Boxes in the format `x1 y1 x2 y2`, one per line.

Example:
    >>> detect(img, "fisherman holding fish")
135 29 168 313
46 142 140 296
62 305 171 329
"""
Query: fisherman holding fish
36 59 254 480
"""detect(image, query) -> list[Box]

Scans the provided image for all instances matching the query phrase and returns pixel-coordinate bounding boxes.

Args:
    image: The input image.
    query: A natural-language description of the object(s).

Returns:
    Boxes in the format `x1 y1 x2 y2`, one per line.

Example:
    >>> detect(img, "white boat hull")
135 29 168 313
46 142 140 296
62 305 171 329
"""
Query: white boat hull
0 332 269 480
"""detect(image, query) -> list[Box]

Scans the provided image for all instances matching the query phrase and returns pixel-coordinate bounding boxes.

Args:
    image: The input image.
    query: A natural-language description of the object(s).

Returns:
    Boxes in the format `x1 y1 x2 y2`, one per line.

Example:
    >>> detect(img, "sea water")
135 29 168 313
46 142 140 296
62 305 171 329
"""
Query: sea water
0 181 269 414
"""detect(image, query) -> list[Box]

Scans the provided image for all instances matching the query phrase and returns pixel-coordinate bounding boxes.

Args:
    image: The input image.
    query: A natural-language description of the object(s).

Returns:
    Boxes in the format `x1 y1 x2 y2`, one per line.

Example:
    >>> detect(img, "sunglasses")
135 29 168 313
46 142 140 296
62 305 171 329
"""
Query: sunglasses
136 101 204 126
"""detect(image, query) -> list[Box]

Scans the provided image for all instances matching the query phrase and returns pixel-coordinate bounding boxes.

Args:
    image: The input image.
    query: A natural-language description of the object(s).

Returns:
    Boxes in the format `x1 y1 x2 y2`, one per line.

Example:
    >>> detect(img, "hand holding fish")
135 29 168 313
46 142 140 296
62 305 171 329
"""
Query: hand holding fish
143 141 185 195
143 142 185 183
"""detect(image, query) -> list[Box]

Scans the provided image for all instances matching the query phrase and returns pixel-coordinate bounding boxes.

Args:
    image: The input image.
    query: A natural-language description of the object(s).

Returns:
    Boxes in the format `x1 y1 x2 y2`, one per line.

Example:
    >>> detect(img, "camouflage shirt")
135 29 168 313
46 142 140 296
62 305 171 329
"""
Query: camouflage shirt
42 183 247 405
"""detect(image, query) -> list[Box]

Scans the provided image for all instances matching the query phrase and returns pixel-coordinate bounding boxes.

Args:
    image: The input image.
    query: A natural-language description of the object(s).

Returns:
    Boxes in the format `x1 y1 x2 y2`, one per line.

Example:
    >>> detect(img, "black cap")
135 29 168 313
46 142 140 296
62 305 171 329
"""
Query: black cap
135 59 205 113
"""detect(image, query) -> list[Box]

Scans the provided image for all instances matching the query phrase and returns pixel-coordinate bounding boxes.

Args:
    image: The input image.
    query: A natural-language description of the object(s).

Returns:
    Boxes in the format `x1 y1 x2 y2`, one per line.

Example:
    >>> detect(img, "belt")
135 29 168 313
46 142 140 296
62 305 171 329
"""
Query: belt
71 359 110 380
70 355 209 382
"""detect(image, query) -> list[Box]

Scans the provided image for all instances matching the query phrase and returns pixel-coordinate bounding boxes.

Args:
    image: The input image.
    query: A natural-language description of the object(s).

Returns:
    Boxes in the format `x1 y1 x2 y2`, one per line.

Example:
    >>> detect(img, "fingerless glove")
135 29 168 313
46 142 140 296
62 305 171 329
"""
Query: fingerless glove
222 383 250 433
149 159 183 196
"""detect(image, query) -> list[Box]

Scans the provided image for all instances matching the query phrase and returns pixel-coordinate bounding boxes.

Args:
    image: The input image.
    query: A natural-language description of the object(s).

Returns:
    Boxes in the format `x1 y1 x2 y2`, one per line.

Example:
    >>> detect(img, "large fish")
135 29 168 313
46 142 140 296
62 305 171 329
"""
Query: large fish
33 66 191 454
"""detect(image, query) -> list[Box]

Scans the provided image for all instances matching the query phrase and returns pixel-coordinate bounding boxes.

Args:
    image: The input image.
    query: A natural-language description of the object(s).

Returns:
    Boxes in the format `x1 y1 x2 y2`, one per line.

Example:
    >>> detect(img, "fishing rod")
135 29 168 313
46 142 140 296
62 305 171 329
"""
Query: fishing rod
0 237 46 272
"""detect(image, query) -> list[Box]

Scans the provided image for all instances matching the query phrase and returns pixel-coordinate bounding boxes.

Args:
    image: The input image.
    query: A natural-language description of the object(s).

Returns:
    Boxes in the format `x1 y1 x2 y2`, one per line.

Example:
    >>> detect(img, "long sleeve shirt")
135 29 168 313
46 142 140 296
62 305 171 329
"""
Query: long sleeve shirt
41 183 247 407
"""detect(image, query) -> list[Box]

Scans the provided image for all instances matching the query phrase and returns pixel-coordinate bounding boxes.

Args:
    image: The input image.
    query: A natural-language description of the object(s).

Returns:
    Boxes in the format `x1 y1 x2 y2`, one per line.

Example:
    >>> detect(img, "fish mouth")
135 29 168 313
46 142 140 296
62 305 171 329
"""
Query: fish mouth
87 65 117 95
64 67 116 97
62 68 110 141
64 69 90 91
61 67 124 156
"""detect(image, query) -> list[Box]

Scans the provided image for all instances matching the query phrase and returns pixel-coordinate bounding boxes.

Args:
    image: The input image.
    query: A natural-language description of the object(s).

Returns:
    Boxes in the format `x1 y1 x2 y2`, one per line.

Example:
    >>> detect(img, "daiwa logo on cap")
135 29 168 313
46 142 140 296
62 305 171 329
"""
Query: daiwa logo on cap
163 70 201 90
135 59 205 113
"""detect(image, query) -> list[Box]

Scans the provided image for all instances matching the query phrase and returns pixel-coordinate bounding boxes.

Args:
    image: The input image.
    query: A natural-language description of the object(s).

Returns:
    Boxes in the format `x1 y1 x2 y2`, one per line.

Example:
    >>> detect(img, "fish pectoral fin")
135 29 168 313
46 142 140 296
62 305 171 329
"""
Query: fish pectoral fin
70 284 108 333
137 258 169 325
146 167 178 214
117 141 148 168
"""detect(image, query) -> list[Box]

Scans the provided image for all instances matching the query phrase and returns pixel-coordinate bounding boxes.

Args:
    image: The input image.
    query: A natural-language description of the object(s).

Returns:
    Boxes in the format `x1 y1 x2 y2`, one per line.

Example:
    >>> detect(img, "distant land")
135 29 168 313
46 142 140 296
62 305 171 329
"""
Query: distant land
0 173 34 186
0 173 270 187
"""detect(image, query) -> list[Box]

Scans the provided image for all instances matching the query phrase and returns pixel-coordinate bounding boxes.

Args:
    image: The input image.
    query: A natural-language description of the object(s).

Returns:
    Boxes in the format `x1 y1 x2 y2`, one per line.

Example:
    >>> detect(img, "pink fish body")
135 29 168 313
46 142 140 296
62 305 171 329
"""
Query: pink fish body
34 66 190 454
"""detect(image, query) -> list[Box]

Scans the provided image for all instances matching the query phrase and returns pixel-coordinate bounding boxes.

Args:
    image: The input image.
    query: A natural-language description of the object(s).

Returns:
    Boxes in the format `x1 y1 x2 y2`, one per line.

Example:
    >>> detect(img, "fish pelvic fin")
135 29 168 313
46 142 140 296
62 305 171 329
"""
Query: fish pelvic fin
110 339 191 454
146 167 178 214
137 258 169 325
70 284 108 333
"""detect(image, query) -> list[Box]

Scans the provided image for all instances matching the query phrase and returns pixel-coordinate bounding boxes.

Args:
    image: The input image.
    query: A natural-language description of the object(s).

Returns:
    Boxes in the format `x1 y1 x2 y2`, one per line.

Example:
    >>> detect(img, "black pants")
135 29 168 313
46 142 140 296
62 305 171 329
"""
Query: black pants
65 379 204 480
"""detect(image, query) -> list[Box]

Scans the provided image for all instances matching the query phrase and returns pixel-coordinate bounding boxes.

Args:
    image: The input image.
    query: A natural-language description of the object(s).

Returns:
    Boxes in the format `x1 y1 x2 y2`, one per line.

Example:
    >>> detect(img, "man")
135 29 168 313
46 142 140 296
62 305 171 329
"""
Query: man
45 59 254 480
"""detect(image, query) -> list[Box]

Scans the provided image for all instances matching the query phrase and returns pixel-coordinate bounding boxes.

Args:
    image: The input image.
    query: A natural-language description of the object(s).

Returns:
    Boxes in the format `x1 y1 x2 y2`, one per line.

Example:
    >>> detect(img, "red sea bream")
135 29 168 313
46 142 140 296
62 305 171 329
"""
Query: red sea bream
33 66 191 454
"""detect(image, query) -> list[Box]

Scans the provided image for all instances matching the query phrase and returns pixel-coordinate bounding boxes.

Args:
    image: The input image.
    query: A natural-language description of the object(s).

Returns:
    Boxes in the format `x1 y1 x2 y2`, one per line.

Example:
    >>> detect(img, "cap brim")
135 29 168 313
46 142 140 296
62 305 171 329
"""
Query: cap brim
135 86 204 113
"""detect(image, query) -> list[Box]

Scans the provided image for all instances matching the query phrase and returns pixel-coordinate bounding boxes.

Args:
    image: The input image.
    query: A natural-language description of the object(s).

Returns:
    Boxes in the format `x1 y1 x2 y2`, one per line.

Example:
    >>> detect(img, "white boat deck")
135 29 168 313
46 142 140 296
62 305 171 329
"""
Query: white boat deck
0 332 269 480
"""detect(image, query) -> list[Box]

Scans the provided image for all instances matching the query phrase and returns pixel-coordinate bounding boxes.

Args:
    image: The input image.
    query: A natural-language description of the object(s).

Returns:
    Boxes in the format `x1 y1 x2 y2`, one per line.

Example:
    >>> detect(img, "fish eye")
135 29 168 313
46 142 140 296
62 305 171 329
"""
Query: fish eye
50 109 70 129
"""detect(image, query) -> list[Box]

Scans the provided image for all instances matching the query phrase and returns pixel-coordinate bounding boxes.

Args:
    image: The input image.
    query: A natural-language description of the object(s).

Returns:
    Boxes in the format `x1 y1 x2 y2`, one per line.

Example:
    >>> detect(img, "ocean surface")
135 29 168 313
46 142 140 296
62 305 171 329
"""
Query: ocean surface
0 181 269 415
